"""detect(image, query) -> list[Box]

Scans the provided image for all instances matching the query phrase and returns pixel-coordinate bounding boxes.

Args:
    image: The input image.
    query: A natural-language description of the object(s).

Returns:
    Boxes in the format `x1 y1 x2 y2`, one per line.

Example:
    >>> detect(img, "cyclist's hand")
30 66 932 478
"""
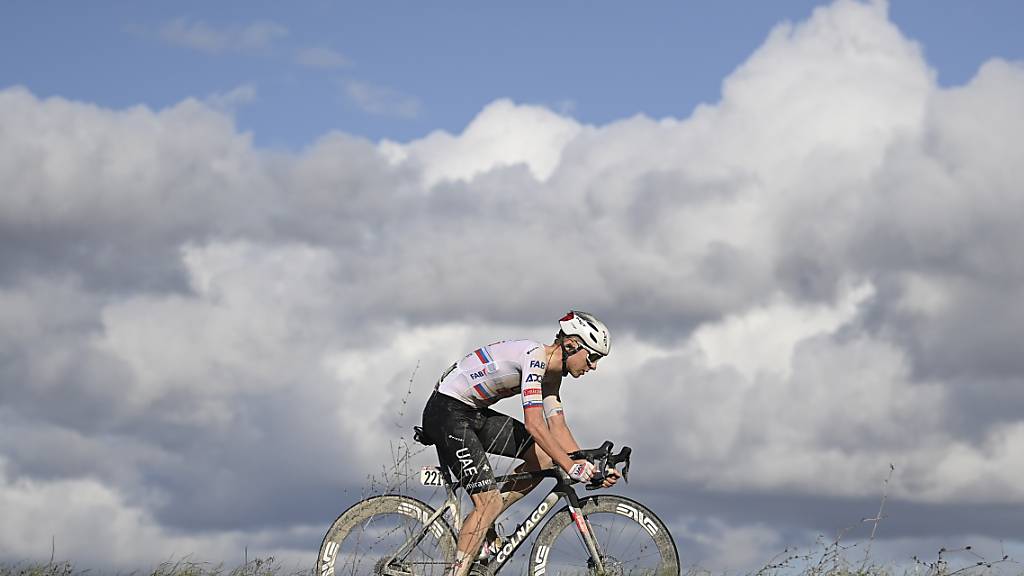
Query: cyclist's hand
568 460 595 483
600 467 621 489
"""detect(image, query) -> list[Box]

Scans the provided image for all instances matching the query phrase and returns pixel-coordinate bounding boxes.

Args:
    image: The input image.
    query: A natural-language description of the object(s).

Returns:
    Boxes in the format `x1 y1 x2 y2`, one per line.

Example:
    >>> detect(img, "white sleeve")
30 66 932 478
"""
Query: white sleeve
520 344 547 411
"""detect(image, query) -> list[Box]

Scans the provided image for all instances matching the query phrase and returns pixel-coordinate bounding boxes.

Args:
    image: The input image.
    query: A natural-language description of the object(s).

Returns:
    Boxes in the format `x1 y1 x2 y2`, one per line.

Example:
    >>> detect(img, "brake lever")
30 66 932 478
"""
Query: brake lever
585 446 632 490
583 465 623 491
572 442 631 490
614 446 631 484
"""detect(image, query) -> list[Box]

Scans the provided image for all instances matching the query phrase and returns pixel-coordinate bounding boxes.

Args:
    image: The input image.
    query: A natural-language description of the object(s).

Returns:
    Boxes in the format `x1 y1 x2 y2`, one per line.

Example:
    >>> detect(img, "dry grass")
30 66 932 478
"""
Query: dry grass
3 555 1017 576
745 538 1017 576
0 557 314 576
743 464 1017 576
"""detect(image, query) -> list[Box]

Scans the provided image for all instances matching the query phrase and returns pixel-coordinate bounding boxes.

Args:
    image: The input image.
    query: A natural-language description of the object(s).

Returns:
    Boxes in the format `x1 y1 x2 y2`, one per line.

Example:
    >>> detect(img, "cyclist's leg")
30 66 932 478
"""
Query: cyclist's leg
500 442 552 509
422 392 491 484
423 393 504 576
449 431 502 576
476 410 544 511
458 489 501 573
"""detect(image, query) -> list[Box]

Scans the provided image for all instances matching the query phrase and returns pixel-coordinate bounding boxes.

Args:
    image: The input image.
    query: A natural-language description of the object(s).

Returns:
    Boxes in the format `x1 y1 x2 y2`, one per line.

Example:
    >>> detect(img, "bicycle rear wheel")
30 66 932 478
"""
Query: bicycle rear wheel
530 495 679 575
318 495 457 576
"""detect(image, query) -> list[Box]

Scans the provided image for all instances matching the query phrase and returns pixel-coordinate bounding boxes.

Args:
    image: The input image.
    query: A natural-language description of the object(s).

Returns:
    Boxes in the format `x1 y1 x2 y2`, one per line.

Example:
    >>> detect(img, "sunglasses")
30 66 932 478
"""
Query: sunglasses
571 344 604 366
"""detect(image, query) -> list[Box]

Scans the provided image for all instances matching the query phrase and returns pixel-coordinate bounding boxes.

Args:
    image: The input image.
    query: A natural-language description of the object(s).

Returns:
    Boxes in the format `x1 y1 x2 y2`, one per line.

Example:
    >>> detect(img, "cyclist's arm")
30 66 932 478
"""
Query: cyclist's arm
544 412 580 452
523 404 576 472
541 378 581 453
520 347 577 472
541 375 620 487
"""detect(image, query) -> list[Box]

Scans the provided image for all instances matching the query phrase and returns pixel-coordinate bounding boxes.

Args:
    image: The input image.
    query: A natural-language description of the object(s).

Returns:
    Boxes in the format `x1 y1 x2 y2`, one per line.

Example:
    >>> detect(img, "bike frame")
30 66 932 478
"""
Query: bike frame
391 465 607 574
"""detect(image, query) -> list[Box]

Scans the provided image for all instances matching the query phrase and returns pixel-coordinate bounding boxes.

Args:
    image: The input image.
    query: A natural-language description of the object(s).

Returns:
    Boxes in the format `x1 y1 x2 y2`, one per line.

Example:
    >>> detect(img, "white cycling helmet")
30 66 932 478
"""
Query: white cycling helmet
559 311 611 356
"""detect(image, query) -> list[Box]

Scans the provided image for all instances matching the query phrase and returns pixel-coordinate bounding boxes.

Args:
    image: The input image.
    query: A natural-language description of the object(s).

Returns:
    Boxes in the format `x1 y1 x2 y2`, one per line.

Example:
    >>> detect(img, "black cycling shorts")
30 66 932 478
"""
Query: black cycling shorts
421 391 534 494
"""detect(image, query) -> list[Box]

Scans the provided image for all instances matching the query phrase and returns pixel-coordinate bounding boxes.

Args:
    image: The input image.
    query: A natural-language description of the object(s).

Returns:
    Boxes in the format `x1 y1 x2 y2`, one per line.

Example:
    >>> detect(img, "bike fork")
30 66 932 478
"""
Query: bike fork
568 504 606 573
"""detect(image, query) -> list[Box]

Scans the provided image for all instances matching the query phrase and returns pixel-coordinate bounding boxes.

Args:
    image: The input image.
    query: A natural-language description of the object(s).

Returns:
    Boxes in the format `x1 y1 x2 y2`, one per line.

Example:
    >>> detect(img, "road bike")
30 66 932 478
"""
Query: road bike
317 427 679 575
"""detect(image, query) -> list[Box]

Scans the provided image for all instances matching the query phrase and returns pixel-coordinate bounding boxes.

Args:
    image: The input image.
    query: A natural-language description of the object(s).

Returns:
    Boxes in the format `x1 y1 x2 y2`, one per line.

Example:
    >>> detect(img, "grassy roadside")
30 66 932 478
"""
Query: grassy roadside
0 557 312 576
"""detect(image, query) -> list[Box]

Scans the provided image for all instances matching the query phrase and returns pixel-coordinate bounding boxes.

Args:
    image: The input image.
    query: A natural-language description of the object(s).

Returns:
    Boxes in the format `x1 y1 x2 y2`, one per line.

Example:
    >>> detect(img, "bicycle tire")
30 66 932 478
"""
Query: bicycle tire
317 495 458 576
529 495 679 576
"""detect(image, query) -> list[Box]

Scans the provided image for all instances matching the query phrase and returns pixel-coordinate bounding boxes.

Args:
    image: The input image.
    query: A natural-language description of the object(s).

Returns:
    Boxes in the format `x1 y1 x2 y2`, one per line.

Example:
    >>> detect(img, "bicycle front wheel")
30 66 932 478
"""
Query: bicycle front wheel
318 495 458 576
530 495 679 576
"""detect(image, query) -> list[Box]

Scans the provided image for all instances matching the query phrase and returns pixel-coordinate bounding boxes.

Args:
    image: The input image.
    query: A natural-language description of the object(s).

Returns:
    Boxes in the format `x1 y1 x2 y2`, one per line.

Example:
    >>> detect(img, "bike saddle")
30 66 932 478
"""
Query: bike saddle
412 425 436 446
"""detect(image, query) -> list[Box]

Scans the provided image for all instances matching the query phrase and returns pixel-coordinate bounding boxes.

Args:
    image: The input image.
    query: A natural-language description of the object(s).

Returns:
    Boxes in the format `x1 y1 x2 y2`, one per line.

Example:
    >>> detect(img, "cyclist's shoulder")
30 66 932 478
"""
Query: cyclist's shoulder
485 339 545 360
502 338 545 352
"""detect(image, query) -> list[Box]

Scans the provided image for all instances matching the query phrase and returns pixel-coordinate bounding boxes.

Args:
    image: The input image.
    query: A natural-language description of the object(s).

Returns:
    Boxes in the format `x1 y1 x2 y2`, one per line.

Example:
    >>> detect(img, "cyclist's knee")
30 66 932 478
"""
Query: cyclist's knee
520 443 552 471
469 489 502 513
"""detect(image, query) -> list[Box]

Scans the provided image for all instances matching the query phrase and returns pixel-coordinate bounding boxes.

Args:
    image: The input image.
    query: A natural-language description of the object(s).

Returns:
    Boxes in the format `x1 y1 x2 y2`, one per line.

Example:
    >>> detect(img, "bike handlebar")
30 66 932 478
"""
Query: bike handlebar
567 440 632 490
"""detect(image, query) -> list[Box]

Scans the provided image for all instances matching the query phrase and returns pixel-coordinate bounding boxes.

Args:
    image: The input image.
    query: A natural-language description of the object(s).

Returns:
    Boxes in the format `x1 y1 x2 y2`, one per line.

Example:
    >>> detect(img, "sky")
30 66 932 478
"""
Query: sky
3 1 1023 146
2 0 1024 574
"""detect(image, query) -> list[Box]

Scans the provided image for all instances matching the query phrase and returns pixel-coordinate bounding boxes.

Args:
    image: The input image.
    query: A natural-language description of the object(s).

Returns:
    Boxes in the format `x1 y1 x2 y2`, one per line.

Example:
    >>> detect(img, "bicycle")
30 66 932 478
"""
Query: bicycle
317 427 679 575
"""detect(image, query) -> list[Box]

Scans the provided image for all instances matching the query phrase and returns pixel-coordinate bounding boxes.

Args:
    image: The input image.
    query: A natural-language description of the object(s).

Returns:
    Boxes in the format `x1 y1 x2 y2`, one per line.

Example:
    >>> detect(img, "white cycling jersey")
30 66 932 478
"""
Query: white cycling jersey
436 339 564 419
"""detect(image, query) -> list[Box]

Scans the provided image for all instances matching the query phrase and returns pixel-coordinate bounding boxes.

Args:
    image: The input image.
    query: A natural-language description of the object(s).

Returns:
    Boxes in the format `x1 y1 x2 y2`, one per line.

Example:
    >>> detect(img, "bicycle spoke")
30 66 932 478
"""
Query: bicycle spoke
598 512 647 561
332 512 449 575
539 507 674 575
609 517 645 564
613 549 671 565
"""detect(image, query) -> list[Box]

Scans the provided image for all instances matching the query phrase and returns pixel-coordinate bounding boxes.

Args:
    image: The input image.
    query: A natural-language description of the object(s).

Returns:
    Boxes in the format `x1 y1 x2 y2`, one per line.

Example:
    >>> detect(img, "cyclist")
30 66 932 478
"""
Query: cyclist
421 311 621 576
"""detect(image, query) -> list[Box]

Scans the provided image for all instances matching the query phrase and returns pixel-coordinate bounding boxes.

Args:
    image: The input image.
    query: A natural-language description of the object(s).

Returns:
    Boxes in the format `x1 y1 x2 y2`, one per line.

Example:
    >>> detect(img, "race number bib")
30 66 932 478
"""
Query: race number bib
419 467 444 487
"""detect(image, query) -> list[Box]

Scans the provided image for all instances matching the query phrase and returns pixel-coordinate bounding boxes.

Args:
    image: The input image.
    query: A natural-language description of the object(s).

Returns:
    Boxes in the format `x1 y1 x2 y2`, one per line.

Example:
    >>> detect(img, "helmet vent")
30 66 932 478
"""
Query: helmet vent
558 310 610 356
